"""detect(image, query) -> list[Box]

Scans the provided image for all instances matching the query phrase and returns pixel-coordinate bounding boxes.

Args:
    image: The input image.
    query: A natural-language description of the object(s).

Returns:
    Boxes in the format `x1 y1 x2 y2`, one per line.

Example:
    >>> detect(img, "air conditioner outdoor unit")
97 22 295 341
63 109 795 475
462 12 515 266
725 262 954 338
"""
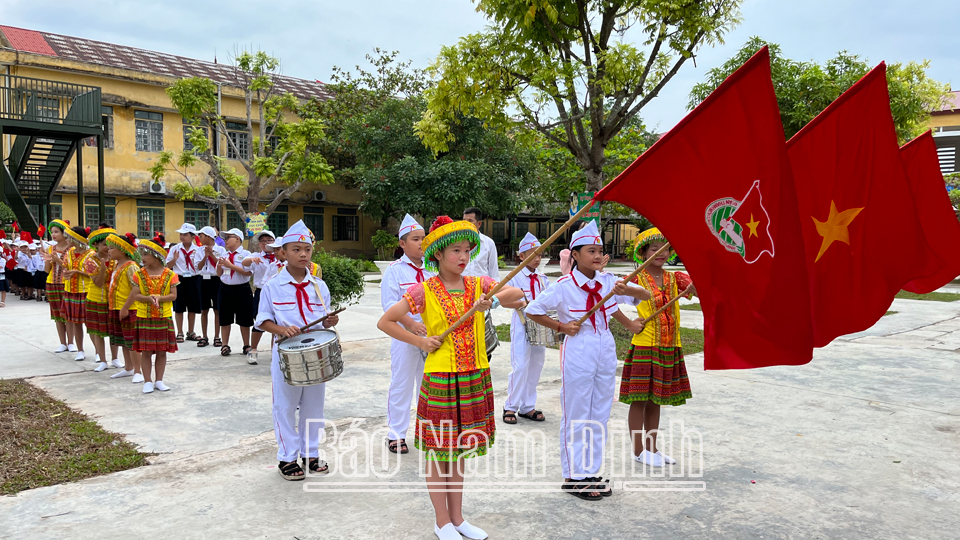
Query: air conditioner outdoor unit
312 191 326 202
149 181 166 195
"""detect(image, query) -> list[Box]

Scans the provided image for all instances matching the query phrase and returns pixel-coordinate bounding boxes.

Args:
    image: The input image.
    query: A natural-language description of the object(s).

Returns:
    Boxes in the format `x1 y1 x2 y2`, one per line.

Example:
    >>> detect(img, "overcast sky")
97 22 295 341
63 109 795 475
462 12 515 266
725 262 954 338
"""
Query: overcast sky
2 0 957 132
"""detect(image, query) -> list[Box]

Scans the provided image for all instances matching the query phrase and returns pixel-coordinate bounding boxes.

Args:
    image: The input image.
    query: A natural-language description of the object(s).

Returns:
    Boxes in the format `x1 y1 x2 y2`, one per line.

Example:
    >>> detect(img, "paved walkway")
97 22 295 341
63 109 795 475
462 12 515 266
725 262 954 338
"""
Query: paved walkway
1 273 958 539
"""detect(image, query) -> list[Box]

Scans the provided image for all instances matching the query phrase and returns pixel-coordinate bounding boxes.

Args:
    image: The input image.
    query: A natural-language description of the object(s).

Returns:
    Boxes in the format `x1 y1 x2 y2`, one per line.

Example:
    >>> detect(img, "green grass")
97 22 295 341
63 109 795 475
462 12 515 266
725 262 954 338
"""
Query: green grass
895 290 960 302
0 379 151 495
884 311 898 316
495 320 705 357
368 279 381 284
679 303 702 311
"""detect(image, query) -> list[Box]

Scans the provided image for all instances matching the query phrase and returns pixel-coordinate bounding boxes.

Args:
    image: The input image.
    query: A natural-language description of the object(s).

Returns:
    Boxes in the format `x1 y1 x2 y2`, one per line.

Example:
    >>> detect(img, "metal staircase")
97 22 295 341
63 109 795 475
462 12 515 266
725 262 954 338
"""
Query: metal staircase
1 75 104 233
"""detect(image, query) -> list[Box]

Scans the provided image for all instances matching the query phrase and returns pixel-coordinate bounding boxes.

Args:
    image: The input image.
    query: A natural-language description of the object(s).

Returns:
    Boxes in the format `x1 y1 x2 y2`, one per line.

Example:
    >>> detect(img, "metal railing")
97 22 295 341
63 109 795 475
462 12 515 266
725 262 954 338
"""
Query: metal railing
0 75 102 128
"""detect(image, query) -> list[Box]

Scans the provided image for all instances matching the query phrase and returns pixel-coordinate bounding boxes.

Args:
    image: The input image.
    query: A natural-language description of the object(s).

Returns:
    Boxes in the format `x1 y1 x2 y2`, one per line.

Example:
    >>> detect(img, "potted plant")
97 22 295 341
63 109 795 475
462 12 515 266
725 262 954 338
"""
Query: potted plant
371 229 399 274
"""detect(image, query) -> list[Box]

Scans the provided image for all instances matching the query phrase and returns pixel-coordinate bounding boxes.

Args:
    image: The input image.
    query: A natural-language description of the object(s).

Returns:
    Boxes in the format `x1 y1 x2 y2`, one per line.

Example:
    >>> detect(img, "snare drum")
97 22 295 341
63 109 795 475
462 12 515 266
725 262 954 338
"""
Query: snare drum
277 329 343 386
521 308 562 347
484 311 499 356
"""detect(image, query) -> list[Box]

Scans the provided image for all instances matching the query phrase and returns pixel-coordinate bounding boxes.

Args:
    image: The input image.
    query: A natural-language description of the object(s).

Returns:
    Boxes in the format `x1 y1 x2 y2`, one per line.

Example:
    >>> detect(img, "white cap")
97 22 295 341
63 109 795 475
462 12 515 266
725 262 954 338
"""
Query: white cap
29 242 39 249
16 240 27 247
256 230 276 240
176 223 198 235
268 238 282 249
280 220 313 246
398 214 423 239
198 226 218 239
518 232 541 254
570 220 602 249
220 228 244 240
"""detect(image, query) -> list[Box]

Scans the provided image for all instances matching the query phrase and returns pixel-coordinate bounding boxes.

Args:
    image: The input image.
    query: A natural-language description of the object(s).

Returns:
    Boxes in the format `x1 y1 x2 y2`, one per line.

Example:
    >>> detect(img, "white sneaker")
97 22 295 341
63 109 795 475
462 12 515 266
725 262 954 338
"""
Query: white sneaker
131 373 144 383
247 351 258 365
454 519 488 540
93 354 101 363
93 362 108 372
636 450 664 467
67 343 78 352
111 369 134 379
434 523 461 540
110 359 124 369
154 380 170 392
142 382 154 394
656 451 676 465
54 344 68 353
74 351 85 361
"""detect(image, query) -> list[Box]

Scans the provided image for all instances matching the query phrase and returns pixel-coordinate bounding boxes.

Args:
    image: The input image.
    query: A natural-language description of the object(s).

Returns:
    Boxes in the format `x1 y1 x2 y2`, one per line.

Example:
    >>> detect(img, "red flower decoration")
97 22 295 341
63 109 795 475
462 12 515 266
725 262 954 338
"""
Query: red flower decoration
430 215 454 233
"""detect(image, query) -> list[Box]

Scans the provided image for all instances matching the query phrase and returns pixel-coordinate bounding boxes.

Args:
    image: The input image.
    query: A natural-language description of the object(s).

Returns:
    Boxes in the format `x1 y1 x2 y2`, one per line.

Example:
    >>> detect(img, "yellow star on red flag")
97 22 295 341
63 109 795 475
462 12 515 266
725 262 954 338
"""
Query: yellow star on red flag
812 201 864 262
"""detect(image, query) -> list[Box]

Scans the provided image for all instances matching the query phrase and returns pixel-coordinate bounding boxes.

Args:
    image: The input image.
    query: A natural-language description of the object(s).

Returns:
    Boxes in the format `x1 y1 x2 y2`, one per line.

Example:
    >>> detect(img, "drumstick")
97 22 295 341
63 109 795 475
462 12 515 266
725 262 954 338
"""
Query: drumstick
574 242 671 325
435 202 597 342
277 307 346 344
641 287 691 325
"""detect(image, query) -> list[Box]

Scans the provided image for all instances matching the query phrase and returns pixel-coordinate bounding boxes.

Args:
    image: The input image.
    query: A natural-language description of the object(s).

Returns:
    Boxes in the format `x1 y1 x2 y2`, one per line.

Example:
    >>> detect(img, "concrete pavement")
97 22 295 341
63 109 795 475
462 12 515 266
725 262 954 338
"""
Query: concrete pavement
1 271 958 539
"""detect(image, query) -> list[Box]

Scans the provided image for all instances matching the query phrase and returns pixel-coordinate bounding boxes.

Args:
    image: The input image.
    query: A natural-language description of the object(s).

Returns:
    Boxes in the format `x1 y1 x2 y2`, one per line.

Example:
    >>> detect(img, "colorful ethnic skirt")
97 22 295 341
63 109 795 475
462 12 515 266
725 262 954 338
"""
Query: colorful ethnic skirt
85 301 110 337
414 368 496 462
63 291 86 324
48 282 66 323
108 310 137 348
133 317 178 353
618 345 692 406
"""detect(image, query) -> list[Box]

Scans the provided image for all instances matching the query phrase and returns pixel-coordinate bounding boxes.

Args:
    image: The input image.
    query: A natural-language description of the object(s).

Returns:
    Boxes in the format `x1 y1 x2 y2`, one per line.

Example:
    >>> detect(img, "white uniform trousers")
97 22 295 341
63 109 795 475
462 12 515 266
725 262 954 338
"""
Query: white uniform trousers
559 325 617 480
271 350 326 463
504 311 546 414
387 339 426 440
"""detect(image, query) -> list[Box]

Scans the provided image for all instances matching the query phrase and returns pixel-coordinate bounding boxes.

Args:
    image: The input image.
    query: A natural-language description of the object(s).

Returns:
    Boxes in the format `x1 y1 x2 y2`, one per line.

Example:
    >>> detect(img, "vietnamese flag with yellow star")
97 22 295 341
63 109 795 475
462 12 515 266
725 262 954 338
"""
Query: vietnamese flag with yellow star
900 131 960 293
595 47 814 370
786 64 934 347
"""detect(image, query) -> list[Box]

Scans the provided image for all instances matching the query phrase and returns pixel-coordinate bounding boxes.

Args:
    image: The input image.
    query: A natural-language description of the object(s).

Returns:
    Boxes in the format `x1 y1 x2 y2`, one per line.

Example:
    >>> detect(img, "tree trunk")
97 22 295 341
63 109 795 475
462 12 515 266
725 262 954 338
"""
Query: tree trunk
584 167 605 193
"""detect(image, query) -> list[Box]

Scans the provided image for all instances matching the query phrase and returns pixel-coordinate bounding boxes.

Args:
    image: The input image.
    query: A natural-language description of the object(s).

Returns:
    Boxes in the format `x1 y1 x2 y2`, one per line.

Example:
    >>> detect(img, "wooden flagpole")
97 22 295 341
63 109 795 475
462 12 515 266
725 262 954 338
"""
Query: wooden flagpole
640 286 692 325
436 202 597 342
574 242 671 325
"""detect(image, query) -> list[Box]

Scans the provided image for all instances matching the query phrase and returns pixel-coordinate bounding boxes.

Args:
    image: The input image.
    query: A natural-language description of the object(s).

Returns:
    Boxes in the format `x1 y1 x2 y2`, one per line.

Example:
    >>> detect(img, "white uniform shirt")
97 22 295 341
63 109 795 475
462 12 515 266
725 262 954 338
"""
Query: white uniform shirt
16 252 30 271
248 251 281 289
380 254 436 323
165 242 205 278
0 252 7 275
464 232 499 281
217 247 252 285
32 253 44 272
197 243 227 278
506 266 550 303
254 267 332 333
526 268 641 330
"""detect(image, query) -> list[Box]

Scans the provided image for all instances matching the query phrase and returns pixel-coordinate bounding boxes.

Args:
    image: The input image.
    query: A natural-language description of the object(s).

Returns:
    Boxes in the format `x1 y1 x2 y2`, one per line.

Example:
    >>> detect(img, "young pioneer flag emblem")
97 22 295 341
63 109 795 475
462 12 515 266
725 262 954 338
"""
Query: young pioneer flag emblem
705 179 775 264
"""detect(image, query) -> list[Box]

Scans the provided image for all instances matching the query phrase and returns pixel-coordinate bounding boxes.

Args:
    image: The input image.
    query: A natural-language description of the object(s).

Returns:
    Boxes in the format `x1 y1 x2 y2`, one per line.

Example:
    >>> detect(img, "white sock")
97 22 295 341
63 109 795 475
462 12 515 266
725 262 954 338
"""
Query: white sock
142 381 154 394
74 351 85 361
54 344 68 353
154 380 170 391
93 362 108 372
67 343 78 352
110 359 124 368
656 451 676 465
110 369 134 379
454 519 488 540
131 373 144 383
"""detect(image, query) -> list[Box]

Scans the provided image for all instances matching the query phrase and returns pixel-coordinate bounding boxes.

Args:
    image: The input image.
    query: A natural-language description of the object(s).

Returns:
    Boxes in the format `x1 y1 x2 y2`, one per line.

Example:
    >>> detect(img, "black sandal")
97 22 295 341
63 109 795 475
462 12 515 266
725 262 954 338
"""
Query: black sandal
176 333 185 343
242 345 253 355
214 337 222 347
399 439 409 454
562 480 603 501
387 439 400 454
197 337 209 347
220 346 231 356
278 460 305 481
518 410 546 422
588 477 613 497
503 410 518 425
186 332 199 341
302 457 328 475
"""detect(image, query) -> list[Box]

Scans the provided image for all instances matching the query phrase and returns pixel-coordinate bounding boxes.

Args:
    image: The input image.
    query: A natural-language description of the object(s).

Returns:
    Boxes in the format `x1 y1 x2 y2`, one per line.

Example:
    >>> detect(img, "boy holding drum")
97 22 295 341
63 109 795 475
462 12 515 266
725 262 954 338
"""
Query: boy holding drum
255 220 340 481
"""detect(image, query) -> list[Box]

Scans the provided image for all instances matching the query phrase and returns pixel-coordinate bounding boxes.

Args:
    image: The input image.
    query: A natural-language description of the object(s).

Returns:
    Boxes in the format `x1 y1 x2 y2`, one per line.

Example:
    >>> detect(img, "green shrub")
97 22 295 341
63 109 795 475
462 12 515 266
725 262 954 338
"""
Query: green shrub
371 229 399 260
497 255 506 269
312 248 365 309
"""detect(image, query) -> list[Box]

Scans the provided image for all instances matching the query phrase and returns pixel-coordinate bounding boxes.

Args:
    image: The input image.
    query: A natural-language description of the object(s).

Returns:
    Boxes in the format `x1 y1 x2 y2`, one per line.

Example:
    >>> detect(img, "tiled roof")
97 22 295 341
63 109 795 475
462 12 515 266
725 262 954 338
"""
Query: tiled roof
934 90 959 114
0 25 331 101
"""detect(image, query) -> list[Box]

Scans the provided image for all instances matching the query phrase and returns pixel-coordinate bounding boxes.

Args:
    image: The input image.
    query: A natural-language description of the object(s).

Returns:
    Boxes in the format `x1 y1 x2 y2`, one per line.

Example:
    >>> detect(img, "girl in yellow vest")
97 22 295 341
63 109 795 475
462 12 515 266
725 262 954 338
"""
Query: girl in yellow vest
43 219 75 353
620 228 697 467
62 225 92 361
83 227 119 372
122 239 178 394
378 216 523 540
106 233 142 380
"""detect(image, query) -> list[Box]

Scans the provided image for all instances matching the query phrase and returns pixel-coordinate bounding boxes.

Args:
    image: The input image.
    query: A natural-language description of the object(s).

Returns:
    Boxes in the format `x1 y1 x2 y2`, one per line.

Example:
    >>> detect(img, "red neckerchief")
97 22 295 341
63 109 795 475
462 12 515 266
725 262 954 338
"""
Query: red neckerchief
264 252 276 262
528 271 540 300
206 246 217 268
182 245 196 273
291 281 314 324
228 251 238 277
407 262 425 283
581 281 603 330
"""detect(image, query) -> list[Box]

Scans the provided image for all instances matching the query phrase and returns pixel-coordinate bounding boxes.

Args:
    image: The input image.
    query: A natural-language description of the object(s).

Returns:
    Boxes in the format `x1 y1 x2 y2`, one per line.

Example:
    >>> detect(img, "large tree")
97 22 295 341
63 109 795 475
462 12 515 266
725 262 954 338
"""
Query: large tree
150 51 334 224
414 0 743 192
303 51 541 224
689 37 952 142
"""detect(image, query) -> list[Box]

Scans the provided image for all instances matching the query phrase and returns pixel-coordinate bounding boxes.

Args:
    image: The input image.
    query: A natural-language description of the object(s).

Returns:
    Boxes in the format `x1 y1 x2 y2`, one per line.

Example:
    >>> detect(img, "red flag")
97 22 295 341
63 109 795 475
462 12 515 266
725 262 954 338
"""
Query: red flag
786 64 933 347
11 221 19 233
900 131 960 293
37 224 46 238
595 47 814 369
